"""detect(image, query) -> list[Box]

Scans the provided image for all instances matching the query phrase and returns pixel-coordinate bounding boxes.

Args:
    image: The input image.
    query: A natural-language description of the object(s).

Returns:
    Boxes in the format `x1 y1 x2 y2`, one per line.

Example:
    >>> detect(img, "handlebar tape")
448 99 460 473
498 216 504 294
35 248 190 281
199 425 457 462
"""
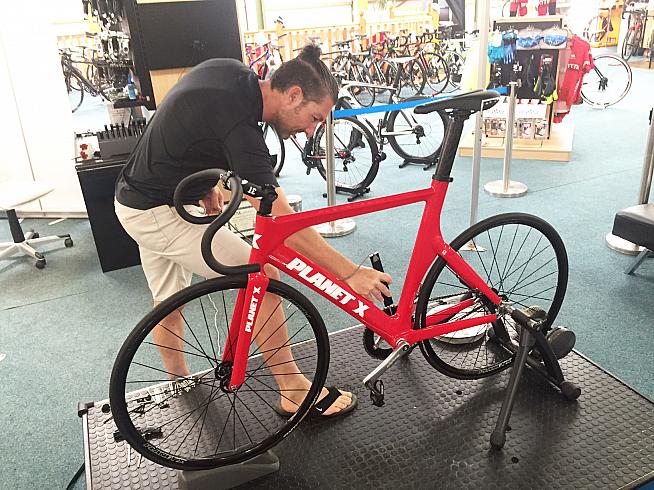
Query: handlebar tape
173 169 260 276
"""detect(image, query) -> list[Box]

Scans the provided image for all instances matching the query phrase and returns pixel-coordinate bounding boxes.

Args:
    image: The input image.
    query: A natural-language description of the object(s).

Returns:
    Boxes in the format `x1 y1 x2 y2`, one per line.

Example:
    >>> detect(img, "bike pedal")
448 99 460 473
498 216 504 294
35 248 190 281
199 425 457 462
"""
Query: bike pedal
368 379 385 407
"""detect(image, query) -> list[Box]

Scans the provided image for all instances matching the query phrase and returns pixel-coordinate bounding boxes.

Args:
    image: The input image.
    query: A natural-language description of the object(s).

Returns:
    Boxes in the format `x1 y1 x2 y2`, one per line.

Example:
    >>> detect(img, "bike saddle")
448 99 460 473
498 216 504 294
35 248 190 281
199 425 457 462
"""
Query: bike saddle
414 90 500 115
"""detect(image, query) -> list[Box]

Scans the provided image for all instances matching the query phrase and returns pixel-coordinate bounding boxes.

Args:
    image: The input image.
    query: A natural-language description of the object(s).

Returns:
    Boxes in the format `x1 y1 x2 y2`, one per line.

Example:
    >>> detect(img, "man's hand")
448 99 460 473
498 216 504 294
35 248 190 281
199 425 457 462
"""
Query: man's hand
200 186 224 215
344 266 392 303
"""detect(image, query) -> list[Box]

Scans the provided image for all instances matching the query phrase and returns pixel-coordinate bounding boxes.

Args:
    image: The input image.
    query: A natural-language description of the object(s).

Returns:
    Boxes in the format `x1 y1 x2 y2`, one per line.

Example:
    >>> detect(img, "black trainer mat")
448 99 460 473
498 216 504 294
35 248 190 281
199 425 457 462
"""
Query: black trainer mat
80 326 654 489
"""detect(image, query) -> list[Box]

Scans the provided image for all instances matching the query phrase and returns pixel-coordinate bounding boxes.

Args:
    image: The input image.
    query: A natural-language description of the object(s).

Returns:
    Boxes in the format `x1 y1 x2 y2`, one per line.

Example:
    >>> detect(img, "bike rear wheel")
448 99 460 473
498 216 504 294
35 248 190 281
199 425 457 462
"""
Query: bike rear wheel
415 213 568 379
110 276 330 470
314 116 380 195
581 54 632 108
386 100 448 163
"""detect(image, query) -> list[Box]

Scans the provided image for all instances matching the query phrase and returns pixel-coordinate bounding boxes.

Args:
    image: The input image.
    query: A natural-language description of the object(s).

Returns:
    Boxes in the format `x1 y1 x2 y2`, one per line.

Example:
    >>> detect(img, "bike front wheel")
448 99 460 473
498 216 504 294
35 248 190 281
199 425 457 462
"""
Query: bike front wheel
110 276 330 470
386 100 448 163
581 54 632 108
621 25 641 61
313 116 380 195
424 52 450 94
415 213 568 379
65 70 84 112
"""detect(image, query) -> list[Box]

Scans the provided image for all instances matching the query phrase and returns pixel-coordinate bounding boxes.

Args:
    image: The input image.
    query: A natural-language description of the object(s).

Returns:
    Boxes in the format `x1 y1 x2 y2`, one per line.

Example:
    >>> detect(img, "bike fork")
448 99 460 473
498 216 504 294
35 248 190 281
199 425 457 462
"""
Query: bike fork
363 339 412 407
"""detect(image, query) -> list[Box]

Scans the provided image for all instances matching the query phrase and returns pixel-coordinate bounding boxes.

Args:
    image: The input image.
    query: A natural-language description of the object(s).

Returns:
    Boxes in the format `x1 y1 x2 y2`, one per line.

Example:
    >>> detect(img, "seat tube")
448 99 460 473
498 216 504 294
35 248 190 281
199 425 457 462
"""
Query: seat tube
434 115 466 181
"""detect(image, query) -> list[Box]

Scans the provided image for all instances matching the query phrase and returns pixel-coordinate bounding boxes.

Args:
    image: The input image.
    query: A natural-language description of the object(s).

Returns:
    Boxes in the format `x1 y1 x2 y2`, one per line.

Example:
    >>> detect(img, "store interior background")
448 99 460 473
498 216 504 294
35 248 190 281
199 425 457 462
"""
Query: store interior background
0 1 653 488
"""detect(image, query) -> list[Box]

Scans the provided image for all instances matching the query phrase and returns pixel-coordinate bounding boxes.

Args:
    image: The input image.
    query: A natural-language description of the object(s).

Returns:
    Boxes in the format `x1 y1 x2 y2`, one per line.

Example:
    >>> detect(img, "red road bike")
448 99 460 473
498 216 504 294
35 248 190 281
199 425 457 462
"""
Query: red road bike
109 90 580 470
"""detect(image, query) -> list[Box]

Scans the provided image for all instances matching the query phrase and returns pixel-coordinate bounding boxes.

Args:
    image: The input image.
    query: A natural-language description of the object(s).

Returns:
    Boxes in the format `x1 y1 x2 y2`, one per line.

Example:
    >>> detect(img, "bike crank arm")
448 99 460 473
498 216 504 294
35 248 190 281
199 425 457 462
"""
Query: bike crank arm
363 339 411 407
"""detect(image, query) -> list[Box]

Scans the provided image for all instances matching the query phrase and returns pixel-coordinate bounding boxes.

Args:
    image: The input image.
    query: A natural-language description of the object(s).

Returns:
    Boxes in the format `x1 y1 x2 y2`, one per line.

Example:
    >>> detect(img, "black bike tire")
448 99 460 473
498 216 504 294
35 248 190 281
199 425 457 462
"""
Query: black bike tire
314 116 380 194
441 50 463 92
67 71 84 112
349 61 376 107
386 100 448 163
423 52 450 95
622 16 639 61
109 276 330 470
404 58 427 96
262 123 285 176
415 213 568 379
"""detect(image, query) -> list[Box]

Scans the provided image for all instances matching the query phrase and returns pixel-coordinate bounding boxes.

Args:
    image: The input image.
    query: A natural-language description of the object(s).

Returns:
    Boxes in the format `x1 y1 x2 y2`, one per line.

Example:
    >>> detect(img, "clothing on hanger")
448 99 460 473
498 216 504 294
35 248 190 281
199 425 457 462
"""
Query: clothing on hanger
554 35 593 122
549 0 557 15
510 0 528 17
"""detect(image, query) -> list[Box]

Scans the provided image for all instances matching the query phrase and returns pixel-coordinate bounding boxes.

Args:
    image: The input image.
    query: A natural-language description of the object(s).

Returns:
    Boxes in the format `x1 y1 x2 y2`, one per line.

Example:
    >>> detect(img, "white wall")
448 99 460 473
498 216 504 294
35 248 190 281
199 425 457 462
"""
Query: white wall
0 1 84 215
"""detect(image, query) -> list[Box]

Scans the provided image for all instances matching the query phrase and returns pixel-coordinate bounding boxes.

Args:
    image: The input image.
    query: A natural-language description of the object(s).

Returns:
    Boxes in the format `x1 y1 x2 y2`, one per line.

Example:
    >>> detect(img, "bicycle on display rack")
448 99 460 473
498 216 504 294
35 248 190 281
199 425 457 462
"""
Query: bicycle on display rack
245 36 286 80
60 48 111 112
109 90 580 470
266 108 383 200
334 61 448 172
268 61 448 198
328 37 376 107
621 5 649 61
580 54 633 108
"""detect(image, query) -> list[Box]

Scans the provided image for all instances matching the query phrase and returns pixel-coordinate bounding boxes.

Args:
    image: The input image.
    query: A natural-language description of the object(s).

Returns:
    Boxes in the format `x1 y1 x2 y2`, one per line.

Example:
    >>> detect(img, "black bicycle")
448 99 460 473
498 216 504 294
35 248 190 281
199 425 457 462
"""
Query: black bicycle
60 49 111 112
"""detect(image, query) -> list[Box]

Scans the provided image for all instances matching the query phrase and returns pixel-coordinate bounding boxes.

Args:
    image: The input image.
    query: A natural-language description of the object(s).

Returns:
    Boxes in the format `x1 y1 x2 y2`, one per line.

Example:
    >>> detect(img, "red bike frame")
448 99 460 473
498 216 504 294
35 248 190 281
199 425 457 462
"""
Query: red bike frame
223 179 502 388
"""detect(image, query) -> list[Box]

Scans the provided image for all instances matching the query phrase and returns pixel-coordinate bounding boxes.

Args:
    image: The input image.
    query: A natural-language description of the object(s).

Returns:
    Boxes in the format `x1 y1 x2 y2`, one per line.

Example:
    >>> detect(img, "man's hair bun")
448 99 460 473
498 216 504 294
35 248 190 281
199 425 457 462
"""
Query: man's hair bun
298 44 322 63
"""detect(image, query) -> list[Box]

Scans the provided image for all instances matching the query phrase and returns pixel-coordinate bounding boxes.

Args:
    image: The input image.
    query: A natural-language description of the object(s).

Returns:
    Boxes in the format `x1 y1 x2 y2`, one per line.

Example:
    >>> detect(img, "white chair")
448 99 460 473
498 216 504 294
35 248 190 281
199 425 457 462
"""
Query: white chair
0 181 73 269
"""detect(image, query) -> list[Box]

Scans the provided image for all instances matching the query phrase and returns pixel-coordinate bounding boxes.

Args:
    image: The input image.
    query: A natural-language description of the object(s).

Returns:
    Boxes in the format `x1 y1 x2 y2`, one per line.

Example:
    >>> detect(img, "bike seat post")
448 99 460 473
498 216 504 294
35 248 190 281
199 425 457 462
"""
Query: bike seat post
433 111 469 182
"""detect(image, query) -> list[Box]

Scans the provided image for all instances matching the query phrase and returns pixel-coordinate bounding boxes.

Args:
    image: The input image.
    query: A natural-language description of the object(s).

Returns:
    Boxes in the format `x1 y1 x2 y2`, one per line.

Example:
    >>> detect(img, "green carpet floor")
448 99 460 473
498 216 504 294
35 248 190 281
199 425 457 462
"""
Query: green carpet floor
1 67 653 489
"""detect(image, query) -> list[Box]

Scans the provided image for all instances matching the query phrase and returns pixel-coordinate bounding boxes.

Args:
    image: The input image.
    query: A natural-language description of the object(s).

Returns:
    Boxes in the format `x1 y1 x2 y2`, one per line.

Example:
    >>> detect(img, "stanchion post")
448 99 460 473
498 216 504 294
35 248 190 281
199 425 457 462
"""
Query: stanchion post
606 107 654 255
484 81 528 198
469 0 491 228
315 111 356 237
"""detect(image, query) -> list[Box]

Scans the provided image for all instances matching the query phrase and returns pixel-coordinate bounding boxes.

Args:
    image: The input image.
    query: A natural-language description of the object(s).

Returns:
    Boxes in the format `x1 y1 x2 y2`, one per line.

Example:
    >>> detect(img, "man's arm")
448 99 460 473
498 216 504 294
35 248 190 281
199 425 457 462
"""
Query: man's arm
243 187 392 302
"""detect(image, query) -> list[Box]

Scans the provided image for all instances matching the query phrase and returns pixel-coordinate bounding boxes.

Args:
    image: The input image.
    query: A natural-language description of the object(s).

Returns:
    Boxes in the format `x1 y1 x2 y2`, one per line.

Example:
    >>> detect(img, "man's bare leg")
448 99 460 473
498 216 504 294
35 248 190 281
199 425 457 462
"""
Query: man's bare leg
151 265 353 414
152 305 191 380
254 288 353 416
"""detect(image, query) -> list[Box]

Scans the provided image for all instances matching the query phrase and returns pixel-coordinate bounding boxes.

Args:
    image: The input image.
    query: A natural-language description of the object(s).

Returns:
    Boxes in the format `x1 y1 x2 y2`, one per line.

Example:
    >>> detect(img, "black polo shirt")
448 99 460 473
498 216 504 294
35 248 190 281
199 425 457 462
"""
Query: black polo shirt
116 59 278 209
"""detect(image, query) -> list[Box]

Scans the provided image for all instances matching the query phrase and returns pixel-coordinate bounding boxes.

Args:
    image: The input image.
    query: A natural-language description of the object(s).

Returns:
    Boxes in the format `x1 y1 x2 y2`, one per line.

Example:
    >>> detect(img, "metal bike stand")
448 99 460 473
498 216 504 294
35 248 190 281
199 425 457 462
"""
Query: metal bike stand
606 107 654 255
315 111 356 237
177 451 279 490
484 81 528 198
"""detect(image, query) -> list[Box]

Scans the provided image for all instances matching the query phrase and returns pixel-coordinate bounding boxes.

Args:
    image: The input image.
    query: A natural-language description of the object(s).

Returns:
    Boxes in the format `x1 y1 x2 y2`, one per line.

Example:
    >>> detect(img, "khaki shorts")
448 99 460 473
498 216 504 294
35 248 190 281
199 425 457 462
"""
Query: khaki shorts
115 200 251 302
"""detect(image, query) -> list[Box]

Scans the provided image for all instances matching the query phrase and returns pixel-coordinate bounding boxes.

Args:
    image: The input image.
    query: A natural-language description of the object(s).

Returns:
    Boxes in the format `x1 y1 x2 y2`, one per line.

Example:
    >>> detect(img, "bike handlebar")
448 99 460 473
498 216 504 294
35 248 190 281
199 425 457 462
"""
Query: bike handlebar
173 169 261 276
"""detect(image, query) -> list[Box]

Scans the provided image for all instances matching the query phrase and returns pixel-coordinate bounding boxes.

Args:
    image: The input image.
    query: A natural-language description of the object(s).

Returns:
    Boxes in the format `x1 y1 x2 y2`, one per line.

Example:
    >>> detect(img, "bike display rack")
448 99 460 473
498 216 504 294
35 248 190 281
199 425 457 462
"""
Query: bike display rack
79 326 654 489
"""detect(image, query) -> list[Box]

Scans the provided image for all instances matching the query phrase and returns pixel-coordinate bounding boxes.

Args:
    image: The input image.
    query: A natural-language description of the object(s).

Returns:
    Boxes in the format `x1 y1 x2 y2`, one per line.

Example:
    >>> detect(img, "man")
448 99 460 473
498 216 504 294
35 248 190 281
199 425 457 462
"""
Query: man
114 45 392 417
